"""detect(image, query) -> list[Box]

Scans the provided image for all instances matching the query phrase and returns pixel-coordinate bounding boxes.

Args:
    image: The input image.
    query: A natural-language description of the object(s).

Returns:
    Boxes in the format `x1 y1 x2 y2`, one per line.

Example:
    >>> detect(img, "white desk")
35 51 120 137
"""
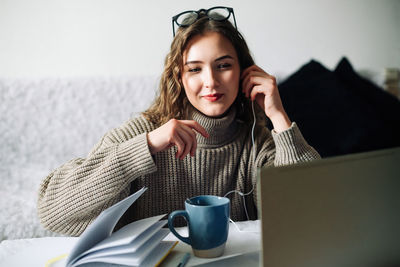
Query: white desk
0 220 261 267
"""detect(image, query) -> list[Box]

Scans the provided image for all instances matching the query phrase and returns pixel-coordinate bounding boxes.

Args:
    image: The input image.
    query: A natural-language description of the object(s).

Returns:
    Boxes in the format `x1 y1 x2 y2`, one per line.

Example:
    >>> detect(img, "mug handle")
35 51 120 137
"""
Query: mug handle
168 210 191 245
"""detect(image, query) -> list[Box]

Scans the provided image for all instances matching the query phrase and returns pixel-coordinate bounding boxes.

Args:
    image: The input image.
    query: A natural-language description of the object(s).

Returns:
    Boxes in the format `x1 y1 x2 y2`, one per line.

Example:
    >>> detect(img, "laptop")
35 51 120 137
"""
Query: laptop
257 147 400 267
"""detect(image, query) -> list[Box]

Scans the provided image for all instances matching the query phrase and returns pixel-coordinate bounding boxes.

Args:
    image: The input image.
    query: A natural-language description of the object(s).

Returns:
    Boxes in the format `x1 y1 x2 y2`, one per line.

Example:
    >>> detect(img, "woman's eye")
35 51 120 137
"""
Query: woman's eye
218 63 231 69
188 67 201 73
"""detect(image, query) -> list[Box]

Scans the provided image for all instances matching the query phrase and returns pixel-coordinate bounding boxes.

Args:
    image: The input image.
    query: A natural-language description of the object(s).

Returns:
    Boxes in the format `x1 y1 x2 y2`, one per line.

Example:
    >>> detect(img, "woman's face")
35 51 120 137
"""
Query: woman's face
181 32 240 117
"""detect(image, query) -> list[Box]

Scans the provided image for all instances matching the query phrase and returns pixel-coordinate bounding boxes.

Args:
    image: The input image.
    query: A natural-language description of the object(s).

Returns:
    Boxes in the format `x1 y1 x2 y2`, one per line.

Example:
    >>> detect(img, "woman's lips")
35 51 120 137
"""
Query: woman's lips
203 93 223 102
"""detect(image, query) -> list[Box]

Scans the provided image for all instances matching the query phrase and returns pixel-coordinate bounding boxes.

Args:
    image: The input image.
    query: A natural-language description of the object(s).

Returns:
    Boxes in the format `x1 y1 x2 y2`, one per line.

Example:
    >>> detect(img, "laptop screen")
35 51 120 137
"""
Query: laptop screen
257 147 400 267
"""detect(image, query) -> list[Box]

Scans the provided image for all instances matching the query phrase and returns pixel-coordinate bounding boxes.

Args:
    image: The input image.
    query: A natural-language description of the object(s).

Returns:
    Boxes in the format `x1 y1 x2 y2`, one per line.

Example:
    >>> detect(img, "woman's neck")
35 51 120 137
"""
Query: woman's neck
189 106 239 146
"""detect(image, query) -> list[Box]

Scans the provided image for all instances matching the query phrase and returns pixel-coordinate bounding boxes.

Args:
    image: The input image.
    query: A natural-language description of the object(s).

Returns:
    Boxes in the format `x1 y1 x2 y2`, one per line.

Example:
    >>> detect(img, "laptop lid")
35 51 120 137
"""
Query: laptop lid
257 147 400 267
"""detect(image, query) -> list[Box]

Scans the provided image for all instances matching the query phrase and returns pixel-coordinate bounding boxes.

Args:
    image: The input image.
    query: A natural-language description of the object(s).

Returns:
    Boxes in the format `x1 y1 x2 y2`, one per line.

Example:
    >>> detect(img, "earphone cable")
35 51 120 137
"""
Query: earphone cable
224 100 257 220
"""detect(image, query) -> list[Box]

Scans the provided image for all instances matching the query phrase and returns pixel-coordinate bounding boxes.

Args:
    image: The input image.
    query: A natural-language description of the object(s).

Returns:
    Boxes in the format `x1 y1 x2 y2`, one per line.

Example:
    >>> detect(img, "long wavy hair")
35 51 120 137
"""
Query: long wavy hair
143 13 265 126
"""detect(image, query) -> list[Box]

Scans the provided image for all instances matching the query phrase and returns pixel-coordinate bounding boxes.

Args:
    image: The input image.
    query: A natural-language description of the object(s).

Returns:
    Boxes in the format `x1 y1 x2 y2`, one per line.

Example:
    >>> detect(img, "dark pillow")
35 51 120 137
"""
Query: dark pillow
334 57 400 146
277 58 400 158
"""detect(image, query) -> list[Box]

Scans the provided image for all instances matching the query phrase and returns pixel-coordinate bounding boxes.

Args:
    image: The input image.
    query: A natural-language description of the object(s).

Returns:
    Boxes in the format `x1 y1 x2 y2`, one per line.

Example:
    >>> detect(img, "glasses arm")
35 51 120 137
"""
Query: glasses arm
231 9 238 30
172 18 176 37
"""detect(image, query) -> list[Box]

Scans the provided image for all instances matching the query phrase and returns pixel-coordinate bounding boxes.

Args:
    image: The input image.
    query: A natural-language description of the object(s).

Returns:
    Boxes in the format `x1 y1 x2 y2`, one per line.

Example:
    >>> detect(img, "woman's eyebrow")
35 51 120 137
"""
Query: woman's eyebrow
185 60 202 65
184 55 234 65
215 55 234 61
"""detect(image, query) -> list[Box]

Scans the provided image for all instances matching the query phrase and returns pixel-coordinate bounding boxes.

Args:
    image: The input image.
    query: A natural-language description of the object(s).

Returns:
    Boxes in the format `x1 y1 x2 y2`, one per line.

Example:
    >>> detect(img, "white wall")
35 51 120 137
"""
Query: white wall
0 0 399 83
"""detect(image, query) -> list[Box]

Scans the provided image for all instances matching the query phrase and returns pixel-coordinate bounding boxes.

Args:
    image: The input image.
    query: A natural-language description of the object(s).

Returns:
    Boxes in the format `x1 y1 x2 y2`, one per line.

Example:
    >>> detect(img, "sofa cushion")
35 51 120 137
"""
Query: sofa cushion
334 57 400 149
277 58 400 157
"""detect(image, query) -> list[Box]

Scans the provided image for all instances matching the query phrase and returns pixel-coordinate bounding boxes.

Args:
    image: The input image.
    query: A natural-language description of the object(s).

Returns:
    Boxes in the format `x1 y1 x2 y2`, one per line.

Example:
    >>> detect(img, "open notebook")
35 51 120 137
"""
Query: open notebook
47 187 177 267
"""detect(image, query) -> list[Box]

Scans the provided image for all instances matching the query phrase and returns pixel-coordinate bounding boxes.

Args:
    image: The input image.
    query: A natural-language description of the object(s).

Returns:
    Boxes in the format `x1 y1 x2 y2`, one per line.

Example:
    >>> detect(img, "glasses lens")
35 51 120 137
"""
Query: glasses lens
176 12 198 26
208 7 230 20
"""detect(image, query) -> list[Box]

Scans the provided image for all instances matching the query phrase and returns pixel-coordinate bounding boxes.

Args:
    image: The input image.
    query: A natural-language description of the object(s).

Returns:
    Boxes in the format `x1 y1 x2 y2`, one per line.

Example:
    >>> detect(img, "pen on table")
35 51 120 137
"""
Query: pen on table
177 252 190 267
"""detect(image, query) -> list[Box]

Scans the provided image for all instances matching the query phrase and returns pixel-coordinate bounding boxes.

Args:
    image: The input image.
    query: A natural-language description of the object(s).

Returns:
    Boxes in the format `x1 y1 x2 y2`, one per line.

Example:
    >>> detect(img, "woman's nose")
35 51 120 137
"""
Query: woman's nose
203 68 219 88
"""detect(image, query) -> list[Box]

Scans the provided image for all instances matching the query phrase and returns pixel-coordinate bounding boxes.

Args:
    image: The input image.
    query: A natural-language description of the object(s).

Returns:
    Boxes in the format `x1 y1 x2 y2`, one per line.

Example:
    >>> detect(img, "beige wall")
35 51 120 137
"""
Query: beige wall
0 0 399 83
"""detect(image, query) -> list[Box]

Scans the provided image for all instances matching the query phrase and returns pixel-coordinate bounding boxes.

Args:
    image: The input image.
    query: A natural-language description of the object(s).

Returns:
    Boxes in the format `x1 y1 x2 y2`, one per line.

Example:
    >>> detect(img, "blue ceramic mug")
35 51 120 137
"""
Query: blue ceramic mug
168 195 230 258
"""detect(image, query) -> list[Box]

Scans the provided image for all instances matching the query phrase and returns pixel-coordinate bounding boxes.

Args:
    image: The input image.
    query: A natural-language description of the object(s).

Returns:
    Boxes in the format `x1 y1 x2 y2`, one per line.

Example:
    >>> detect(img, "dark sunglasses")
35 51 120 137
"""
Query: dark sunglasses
172 6 237 37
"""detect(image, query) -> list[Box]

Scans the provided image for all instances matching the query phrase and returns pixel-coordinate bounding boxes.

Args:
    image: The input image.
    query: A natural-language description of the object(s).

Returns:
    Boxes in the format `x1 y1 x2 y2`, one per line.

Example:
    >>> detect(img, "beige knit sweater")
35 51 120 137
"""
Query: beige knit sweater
37 107 320 236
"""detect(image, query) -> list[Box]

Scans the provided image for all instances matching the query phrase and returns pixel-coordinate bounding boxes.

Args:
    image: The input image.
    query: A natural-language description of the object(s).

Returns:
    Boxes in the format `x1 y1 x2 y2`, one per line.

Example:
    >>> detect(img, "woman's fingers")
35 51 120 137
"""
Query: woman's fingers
179 121 208 158
180 120 209 138
179 120 209 158
241 67 276 100
187 128 198 157
147 119 209 159
240 64 265 80
240 65 291 130
176 124 197 159
172 132 185 159
242 74 271 99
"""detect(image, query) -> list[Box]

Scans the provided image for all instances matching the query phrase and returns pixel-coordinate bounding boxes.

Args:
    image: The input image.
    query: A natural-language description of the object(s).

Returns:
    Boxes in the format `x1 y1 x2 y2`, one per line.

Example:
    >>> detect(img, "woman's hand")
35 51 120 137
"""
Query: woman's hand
241 65 292 132
147 119 209 159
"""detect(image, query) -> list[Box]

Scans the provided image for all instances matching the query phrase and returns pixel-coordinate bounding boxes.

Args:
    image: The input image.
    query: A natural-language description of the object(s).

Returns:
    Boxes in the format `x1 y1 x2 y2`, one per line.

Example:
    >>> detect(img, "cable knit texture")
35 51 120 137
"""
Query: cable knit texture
37 107 320 236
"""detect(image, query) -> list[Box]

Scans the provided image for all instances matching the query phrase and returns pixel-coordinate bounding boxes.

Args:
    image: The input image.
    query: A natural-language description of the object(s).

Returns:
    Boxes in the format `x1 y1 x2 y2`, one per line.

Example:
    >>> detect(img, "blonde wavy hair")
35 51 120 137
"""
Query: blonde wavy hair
142 14 262 126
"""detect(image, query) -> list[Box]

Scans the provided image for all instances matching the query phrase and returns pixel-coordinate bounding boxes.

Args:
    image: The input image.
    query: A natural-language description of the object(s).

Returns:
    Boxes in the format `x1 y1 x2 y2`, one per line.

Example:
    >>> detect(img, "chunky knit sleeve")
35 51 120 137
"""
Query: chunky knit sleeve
37 118 157 236
254 122 320 169
271 122 321 166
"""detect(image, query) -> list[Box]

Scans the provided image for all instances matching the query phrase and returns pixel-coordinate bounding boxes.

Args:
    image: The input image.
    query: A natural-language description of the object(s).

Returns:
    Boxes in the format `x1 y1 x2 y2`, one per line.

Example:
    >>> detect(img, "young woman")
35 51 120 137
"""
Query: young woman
38 6 320 236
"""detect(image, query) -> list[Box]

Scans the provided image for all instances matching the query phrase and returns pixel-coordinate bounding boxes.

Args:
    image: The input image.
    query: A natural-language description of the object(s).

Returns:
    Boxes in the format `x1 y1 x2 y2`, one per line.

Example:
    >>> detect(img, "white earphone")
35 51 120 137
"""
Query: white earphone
224 100 256 221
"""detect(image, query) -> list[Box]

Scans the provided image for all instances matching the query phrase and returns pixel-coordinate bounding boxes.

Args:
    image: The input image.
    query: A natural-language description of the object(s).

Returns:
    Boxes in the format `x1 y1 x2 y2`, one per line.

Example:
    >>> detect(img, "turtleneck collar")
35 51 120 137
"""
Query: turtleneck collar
189 105 240 147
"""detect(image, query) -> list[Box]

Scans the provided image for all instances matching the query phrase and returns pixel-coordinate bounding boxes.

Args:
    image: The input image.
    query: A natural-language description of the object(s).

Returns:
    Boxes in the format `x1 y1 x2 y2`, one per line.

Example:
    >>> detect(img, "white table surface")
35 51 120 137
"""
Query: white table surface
0 220 261 267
